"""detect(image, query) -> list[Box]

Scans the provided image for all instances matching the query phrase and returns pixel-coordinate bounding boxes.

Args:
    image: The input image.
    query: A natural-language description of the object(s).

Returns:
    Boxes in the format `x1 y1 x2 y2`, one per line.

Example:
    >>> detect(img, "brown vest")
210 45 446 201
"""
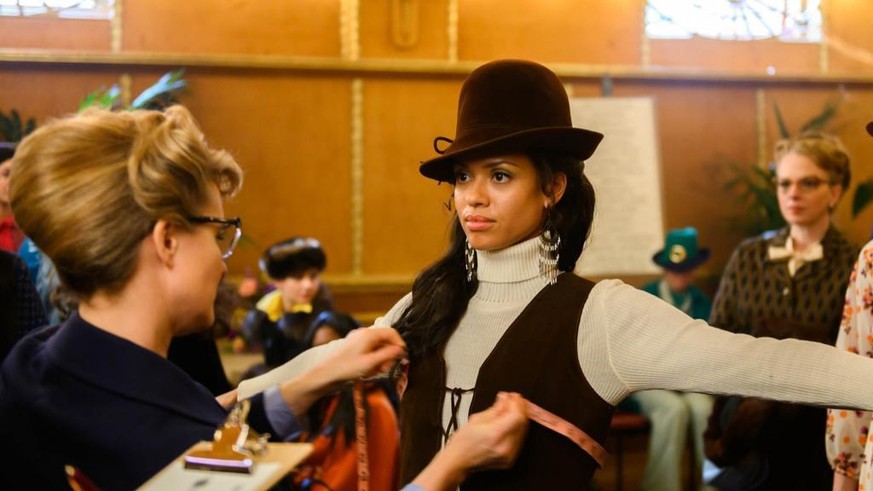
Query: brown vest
399 274 614 489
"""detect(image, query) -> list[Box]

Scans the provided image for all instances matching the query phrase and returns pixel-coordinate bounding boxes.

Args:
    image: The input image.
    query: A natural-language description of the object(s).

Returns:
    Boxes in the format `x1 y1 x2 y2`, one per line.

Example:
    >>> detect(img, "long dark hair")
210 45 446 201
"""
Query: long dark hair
395 152 596 361
303 311 364 448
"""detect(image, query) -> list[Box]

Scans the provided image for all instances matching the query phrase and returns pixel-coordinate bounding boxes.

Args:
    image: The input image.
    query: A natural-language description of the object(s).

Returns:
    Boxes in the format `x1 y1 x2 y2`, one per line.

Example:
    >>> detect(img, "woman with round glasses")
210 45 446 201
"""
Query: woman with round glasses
704 131 858 489
0 106 414 489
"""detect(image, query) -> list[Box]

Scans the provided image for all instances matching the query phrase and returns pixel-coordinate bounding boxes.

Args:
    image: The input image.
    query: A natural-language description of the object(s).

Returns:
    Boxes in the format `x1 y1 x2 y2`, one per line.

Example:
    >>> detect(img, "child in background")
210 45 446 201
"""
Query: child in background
241 237 333 372
633 227 713 490
291 311 400 491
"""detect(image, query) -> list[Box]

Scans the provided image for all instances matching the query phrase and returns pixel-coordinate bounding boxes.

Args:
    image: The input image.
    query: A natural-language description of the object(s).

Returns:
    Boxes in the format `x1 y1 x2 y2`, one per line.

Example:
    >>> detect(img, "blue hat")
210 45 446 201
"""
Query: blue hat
652 227 710 272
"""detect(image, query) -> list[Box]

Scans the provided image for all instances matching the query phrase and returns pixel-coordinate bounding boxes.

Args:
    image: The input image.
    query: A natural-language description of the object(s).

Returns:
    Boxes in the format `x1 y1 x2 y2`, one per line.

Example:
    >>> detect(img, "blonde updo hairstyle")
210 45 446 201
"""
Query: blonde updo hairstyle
10 105 242 299
773 130 851 191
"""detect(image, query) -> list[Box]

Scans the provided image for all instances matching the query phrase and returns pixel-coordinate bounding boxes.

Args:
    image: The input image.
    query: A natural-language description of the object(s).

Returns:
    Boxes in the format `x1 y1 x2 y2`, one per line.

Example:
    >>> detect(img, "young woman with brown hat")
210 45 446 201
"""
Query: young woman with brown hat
248 60 873 488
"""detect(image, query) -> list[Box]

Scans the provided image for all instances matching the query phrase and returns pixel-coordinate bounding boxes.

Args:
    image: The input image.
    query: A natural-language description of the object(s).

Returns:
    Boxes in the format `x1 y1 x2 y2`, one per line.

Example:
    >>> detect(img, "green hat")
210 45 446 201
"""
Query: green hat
652 227 710 272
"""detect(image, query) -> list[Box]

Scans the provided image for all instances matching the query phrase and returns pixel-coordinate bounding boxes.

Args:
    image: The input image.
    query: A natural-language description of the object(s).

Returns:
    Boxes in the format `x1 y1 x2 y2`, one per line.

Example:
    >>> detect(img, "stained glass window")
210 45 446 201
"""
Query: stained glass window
646 0 822 43
0 0 115 20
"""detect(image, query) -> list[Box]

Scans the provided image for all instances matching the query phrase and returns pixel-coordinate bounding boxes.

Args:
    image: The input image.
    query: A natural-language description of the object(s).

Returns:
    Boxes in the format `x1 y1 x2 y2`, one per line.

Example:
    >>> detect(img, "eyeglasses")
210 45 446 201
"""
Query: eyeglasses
772 176 833 193
188 216 242 259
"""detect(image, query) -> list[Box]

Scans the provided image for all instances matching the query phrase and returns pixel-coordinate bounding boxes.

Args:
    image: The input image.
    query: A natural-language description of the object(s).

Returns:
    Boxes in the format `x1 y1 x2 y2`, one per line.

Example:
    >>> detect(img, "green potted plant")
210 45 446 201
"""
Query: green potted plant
78 68 187 112
0 109 37 142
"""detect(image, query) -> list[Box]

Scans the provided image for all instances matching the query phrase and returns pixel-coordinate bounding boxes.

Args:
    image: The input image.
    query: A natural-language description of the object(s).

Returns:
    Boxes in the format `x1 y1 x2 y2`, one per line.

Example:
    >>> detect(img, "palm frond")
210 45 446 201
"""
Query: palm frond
800 97 840 133
853 179 873 218
131 68 187 109
773 102 790 139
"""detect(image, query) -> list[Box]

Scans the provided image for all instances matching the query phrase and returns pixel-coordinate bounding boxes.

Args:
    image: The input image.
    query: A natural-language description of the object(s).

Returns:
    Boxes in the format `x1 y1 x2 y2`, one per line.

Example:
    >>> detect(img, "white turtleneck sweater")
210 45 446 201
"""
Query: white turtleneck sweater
249 236 873 435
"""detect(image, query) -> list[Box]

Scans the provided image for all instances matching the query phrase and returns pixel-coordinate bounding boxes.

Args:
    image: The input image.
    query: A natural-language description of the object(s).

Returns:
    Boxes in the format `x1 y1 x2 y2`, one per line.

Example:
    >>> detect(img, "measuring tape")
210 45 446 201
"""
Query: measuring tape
524 400 608 468
385 362 608 478
353 382 370 491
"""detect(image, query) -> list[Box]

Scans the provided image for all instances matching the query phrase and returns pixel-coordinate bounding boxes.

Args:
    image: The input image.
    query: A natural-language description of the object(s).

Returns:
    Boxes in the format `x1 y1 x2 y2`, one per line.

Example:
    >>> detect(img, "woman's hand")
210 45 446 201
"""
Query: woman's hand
278 327 406 415
411 392 529 490
320 327 407 383
215 389 238 409
445 391 529 470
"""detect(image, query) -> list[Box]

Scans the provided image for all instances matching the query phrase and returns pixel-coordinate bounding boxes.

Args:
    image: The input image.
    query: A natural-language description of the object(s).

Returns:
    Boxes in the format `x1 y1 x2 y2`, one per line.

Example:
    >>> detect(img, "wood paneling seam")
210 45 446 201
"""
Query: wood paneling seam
110 0 122 52
755 88 766 167
350 78 364 276
447 0 458 63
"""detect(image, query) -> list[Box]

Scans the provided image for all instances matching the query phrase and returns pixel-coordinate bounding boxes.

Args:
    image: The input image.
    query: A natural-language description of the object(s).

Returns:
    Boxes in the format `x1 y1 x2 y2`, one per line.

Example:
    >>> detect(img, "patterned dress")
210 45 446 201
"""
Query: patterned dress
826 241 873 488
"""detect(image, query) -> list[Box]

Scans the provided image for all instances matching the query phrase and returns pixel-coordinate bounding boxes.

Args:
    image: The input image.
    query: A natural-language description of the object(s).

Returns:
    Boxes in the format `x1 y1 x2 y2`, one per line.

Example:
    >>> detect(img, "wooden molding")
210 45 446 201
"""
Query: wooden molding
2 50 872 85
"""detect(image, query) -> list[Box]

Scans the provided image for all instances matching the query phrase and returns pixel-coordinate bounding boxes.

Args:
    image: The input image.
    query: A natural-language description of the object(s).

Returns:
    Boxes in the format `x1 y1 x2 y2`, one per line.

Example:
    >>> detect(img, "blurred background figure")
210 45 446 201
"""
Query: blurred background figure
290 310 400 491
705 131 856 490
632 227 713 491
240 236 333 375
0 249 46 362
0 142 23 252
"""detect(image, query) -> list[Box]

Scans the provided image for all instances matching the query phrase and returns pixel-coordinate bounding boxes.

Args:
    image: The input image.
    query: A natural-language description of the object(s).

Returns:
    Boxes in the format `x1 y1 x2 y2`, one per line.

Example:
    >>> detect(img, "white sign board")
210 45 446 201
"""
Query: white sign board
570 97 664 276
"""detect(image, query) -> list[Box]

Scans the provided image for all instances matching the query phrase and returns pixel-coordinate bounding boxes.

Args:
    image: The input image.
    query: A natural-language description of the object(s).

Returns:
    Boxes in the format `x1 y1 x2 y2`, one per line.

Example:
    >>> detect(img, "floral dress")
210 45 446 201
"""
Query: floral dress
826 240 873 488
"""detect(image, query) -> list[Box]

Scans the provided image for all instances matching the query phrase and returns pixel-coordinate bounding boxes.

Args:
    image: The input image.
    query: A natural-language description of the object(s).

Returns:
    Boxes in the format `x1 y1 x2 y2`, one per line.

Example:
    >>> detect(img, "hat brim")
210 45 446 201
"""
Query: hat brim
652 248 711 273
419 126 603 182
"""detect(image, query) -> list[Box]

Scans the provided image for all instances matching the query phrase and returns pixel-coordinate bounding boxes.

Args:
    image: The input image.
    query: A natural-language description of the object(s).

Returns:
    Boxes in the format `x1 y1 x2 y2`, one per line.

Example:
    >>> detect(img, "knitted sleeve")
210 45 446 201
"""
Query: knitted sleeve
579 279 873 410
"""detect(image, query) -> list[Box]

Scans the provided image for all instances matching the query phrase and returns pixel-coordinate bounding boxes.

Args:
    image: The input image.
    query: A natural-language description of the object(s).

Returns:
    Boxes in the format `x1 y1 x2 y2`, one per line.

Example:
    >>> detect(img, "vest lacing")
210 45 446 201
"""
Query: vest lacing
443 386 474 444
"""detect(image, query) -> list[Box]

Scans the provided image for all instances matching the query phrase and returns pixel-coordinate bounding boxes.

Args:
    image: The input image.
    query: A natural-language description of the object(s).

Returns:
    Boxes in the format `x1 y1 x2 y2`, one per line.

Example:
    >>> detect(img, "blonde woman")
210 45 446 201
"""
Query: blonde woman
706 131 857 489
0 107 524 490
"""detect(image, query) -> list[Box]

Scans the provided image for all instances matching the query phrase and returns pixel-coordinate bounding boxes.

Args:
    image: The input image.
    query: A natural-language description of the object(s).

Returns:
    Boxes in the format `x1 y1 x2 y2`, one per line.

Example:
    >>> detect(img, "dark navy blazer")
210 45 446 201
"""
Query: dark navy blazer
0 313 273 489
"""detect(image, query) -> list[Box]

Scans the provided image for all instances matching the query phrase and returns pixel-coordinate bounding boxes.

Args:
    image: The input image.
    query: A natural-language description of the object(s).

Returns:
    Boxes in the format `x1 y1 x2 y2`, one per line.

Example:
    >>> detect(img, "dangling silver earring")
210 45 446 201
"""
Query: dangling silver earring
465 238 478 282
539 209 561 285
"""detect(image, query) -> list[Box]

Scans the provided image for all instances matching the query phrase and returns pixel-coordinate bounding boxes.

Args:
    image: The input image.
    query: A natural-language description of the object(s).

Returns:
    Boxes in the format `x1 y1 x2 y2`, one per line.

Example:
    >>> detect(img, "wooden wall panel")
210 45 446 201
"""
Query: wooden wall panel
825 0 873 74
0 18 110 51
457 0 642 64
361 78 459 274
178 72 355 276
650 38 820 74
360 0 449 59
122 0 341 56
2 0 873 296
0 67 119 118
614 82 759 277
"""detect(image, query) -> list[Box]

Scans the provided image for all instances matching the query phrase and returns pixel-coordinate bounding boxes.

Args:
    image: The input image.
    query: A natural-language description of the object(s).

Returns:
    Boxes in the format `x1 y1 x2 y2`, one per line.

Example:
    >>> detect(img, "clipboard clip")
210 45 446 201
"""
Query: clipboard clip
183 399 270 474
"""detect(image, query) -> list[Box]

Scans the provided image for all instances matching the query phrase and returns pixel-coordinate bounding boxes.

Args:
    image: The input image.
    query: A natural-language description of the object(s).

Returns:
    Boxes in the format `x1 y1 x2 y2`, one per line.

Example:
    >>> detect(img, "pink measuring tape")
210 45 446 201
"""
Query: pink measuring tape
524 400 608 468
392 361 608 468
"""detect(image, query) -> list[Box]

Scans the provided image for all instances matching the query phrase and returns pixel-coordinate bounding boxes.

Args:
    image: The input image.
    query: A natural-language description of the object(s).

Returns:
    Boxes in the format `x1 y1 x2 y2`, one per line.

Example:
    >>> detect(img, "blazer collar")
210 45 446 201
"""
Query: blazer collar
47 313 226 426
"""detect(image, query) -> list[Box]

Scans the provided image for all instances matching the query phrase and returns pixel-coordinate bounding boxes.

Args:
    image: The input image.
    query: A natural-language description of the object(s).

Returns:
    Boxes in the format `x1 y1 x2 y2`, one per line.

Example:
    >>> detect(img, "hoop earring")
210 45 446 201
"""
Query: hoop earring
539 208 561 285
465 238 477 283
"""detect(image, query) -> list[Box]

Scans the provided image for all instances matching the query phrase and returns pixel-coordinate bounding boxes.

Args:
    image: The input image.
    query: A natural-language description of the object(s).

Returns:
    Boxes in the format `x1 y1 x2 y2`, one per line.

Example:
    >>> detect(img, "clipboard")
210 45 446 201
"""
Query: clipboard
138 441 313 491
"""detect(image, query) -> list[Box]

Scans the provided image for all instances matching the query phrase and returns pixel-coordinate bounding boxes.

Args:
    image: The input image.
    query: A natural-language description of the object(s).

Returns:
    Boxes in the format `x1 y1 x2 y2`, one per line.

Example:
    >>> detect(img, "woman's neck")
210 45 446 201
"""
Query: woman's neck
78 285 174 357
789 217 830 251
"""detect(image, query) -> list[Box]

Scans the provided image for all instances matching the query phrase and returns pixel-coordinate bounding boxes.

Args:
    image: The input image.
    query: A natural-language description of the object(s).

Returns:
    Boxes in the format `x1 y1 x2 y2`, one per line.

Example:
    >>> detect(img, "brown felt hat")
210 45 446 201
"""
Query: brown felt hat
419 59 604 182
